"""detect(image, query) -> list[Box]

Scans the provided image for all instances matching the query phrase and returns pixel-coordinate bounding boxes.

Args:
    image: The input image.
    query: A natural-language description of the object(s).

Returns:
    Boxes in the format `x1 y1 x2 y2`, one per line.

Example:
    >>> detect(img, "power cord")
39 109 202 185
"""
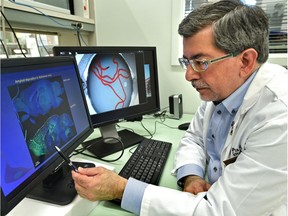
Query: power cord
119 111 179 141
8 0 71 28
1 10 27 57
0 39 9 58
7 0 87 46
35 34 50 56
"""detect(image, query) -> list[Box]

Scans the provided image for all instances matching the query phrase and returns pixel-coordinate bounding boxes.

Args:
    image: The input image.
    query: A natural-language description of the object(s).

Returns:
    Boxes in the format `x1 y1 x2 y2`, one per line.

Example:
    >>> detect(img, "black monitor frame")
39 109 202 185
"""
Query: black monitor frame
53 46 161 157
1 56 94 216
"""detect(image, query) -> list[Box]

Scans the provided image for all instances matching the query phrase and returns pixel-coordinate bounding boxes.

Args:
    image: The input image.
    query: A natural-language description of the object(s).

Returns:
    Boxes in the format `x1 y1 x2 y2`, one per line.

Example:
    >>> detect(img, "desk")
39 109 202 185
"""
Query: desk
8 114 193 216
84 114 193 216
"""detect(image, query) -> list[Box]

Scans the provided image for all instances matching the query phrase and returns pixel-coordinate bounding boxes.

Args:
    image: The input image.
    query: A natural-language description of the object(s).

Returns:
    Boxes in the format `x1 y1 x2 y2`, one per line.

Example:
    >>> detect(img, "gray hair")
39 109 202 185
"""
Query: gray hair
178 0 269 63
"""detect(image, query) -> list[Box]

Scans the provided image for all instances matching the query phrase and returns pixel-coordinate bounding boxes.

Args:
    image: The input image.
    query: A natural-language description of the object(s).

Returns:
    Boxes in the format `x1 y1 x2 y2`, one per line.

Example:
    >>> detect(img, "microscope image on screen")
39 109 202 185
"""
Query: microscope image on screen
8 76 76 167
77 53 139 114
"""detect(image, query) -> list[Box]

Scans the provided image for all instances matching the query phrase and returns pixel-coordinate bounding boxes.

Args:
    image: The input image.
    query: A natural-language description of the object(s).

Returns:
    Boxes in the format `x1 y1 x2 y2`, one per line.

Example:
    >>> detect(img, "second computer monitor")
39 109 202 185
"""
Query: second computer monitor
53 46 160 157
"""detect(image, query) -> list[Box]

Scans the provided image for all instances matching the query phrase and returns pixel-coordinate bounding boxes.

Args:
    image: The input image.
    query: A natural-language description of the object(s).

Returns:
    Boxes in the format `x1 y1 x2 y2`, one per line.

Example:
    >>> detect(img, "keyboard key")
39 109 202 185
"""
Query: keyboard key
119 138 172 185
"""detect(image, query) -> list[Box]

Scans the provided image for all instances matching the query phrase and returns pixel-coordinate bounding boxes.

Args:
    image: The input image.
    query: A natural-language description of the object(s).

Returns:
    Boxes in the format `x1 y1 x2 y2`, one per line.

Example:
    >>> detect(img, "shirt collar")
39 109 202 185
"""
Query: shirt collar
220 71 257 115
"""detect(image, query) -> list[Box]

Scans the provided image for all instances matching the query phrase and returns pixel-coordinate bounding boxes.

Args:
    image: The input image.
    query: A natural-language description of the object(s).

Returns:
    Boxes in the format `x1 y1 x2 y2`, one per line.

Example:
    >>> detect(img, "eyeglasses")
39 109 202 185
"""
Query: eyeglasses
178 52 237 72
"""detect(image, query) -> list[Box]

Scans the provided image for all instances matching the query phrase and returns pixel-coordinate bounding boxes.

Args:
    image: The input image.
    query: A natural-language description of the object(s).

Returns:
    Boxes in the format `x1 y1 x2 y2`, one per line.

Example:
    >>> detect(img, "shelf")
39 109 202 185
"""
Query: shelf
1 0 95 33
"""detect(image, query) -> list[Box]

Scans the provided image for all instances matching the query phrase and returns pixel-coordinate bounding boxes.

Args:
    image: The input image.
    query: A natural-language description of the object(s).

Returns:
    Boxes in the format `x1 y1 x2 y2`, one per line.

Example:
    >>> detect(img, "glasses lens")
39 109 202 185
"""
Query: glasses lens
178 58 187 70
192 59 208 72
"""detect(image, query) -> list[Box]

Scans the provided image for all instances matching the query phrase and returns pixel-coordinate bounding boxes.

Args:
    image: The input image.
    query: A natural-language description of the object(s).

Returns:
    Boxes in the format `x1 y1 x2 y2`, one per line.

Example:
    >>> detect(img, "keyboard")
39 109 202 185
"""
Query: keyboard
119 138 172 185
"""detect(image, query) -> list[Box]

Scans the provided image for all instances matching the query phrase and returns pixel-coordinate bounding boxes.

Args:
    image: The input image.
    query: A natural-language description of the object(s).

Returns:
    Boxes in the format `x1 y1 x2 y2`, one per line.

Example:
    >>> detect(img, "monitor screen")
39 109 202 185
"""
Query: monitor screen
1 56 94 215
53 46 160 157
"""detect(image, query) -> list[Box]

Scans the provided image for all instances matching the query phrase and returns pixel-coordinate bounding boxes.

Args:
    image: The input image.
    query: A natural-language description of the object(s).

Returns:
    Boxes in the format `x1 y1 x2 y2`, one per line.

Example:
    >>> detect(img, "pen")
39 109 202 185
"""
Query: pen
54 146 78 172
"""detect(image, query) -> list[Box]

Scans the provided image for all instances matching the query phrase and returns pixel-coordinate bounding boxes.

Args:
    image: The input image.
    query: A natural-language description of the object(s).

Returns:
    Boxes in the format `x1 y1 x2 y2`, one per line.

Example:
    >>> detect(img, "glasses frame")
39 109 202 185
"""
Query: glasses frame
178 52 237 72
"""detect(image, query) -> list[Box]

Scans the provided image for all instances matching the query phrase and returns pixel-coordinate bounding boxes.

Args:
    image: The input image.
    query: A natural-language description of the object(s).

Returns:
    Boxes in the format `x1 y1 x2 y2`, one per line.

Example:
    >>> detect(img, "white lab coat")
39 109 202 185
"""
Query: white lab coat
139 63 288 216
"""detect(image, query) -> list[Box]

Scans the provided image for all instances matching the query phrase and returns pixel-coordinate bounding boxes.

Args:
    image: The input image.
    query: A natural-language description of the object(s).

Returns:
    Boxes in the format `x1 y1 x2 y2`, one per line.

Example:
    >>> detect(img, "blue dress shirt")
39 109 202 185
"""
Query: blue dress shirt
121 71 257 215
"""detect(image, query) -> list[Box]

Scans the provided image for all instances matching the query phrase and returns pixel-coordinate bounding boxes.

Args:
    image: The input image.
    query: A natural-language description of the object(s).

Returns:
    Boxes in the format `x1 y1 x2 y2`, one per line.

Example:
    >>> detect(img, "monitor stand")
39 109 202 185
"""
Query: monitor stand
27 162 95 205
82 124 144 158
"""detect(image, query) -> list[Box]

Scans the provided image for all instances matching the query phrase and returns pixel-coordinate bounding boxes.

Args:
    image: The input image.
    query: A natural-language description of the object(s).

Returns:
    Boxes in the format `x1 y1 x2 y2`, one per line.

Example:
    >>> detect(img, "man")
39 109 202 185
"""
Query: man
72 0 287 215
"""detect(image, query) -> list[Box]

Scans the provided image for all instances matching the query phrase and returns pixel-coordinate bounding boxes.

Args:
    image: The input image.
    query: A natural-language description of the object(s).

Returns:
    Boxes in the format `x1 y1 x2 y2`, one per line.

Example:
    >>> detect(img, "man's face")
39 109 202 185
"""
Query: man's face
182 26 243 102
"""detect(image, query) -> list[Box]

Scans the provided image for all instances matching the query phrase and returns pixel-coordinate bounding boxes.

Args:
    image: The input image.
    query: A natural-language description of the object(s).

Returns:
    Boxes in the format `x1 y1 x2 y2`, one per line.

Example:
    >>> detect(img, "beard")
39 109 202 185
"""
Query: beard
191 80 221 102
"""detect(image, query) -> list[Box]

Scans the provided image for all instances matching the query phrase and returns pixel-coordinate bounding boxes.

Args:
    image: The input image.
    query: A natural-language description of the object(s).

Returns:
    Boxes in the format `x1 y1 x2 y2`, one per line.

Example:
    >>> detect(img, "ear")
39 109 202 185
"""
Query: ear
239 48 258 78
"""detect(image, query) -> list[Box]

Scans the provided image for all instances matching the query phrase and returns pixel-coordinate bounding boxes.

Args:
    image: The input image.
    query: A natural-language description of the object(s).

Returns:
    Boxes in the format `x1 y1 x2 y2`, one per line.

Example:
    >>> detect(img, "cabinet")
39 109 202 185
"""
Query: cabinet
0 0 97 47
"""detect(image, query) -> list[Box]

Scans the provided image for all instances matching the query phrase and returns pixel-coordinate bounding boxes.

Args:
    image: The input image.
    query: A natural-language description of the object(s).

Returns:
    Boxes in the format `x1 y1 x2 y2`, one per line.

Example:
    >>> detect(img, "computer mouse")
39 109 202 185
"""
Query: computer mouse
178 122 190 130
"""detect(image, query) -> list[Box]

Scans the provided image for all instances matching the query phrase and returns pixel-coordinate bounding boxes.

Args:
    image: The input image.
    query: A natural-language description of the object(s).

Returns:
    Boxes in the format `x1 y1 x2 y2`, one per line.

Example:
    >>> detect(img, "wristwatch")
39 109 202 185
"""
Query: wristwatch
177 176 187 189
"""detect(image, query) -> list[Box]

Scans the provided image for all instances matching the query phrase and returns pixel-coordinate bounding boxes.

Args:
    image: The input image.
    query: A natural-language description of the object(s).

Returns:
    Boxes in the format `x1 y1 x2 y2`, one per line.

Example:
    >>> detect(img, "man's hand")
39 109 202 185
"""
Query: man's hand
183 175 211 195
72 166 127 201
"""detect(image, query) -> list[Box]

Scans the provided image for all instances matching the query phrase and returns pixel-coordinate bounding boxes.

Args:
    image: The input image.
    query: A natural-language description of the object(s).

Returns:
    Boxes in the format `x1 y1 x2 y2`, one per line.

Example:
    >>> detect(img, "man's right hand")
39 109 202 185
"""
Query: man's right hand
183 175 211 195
72 166 127 201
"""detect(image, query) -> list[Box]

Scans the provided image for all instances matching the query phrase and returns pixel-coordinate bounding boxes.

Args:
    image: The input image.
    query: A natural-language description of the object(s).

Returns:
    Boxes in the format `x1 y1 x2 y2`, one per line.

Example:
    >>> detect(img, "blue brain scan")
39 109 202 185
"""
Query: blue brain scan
8 77 76 167
76 53 139 114
11 79 64 124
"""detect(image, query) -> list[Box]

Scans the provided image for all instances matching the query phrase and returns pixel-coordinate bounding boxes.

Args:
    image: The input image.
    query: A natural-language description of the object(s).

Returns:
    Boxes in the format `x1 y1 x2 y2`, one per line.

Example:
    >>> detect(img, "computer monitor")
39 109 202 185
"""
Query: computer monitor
1 56 94 216
53 46 160 157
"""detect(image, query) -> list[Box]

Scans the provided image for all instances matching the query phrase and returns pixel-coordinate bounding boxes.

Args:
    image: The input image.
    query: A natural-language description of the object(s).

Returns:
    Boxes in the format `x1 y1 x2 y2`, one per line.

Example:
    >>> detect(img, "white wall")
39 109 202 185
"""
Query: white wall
94 0 201 114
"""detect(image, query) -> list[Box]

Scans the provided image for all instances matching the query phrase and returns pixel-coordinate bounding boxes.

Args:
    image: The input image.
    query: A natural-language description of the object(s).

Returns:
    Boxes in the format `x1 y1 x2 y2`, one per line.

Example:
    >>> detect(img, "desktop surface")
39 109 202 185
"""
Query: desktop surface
8 114 193 216
85 114 192 216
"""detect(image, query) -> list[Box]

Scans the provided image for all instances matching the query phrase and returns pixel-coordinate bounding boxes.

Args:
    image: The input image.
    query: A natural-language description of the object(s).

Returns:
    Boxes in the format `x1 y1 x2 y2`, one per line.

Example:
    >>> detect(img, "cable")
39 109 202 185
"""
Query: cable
71 137 125 163
159 106 169 112
36 34 50 56
0 39 9 58
34 34 42 56
140 113 179 138
140 121 154 139
116 123 135 133
1 10 27 57
78 32 88 46
8 0 83 46
156 120 179 130
76 28 81 46
8 0 71 28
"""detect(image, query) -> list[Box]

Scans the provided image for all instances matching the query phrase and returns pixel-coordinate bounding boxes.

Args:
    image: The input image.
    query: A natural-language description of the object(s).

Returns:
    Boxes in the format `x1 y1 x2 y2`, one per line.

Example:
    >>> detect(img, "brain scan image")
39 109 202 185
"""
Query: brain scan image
77 53 139 114
8 77 76 167
11 79 64 124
